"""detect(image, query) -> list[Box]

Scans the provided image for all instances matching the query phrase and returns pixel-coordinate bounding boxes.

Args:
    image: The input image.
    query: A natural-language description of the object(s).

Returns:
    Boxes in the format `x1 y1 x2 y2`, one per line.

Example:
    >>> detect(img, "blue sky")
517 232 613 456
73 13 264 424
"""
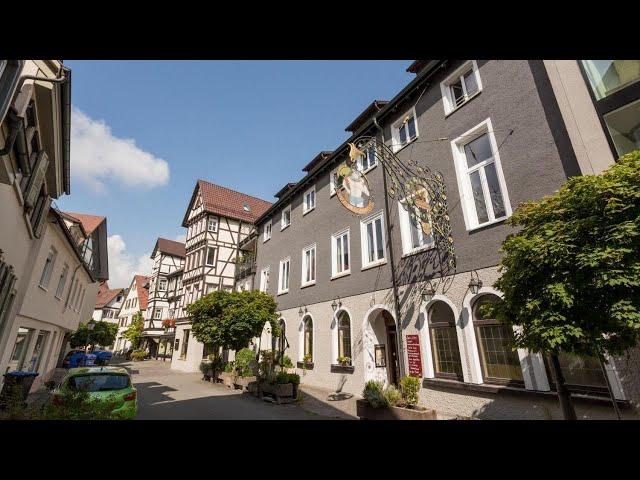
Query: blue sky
58 61 414 287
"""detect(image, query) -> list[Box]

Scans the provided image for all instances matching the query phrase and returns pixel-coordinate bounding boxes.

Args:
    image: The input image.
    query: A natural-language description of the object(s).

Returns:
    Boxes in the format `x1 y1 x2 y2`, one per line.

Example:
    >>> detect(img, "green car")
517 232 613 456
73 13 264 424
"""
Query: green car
53 366 137 419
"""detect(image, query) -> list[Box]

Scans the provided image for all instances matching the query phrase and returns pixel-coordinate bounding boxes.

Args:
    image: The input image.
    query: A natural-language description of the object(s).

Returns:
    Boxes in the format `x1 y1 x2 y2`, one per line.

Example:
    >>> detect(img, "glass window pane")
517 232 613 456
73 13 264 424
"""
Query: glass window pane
463 69 478 96
475 325 523 382
603 98 640 157
431 326 463 378
407 116 417 140
399 124 407 145
583 60 640 100
310 248 315 280
469 170 489 224
367 222 374 263
343 235 349 270
464 133 493 168
451 79 465 106
558 352 607 388
336 237 343 273
374 218 384 261
484 163 506 218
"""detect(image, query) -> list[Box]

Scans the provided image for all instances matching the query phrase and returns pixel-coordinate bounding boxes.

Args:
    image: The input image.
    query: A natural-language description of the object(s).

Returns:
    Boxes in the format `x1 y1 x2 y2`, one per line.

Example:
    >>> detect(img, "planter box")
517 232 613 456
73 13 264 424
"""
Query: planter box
296 361 314 370
218 372 235 389
330 364 355 374
234 376 257 392
258 381 298 404
356 399 437 420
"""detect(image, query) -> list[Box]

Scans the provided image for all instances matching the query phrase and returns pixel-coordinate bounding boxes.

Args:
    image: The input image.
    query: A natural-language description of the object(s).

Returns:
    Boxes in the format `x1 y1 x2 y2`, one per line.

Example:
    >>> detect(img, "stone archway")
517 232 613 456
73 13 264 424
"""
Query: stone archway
363 305 399 386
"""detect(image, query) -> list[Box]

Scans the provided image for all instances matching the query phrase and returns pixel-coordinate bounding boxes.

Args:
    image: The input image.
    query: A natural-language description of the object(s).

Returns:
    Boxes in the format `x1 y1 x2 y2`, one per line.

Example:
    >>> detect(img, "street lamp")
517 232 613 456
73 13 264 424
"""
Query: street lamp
421 280 436 304
468 270 483 295
86 319 96 352
331 297 342 312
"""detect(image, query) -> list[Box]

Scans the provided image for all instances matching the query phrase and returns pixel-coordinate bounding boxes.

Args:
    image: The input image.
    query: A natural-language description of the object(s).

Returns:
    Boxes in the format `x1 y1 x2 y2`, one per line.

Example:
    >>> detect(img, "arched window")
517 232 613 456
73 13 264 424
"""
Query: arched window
303 316 313 361
428 301 463 380
337 311 351 362
473 294 524 385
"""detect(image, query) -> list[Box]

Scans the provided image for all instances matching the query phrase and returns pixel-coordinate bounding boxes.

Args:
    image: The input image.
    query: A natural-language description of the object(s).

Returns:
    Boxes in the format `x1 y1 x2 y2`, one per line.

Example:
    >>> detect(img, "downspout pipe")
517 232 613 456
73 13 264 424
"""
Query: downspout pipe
373 115 406 379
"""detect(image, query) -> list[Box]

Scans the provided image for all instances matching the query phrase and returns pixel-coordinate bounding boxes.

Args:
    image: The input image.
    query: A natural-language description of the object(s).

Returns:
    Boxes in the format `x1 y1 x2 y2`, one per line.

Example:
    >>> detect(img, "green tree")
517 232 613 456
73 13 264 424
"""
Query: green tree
187 290 280 352
122 311 144 349
69 321 118 348
488 150 640 418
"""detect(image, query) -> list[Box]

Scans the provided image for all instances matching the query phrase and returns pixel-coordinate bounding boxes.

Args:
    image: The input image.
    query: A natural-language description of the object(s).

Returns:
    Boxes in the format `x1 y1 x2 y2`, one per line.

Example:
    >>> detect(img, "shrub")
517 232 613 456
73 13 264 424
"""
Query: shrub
384 385 402 407
363 380 388 409
199 361 212 377
281 355 294 368
275 372 300 385
235 348 257 377
130 350 146 362
399 376 421 408
224 361 235 373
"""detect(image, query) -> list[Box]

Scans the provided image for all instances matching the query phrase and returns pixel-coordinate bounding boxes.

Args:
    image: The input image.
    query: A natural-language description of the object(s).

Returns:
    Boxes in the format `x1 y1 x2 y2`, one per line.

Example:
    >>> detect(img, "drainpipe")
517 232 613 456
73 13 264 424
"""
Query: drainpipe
373 115 406 379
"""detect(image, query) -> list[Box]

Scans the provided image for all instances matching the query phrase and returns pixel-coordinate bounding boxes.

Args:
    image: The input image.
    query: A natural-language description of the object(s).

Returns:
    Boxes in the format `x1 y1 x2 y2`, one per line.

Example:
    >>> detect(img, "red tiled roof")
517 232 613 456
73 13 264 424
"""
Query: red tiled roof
182 180 272 226
95 287 124 309
134 275 150 311
63 211 105 235
152 238 186 259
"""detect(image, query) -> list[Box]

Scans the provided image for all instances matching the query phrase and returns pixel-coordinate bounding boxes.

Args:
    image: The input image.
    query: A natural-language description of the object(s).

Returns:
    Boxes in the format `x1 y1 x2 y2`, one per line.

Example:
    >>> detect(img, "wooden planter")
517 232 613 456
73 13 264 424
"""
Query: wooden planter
356 399 437 420
234 376 257 392
218 372 236 389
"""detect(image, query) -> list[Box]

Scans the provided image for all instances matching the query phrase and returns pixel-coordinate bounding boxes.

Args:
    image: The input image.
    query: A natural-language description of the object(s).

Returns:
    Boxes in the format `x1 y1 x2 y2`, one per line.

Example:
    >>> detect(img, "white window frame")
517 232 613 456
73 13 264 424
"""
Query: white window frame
360 210 387 270
356 144 377 173
278 257 290 295
398 190 436 256
38 247 57 290
260 266 270 293
154 308 163 319
303 185 316 215
281 205 291 230
440 60 483 116
54 263 69 300
390 106 419 153
158 278 168 291
331 228 351 279
207 217 218 233
450 118 512 231
263 221 272 242
205 246 217 266
301 243 317 288
329 167 338 197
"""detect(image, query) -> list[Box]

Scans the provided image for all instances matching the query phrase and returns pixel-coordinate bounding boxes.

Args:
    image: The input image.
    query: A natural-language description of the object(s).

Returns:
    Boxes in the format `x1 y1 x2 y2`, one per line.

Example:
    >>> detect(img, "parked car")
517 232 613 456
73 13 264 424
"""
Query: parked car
62 350 97 368
93 350 113 366
52 367 137 419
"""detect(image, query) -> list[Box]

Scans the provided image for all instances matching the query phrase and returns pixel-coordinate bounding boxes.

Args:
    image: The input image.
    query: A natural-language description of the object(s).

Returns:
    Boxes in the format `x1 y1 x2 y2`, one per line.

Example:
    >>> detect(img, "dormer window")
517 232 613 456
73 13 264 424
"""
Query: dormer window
441 60 482 115
391 107 418 152
357 144 377 172
243 202 251 212
281 205 291 230
303 186 316 215
264 221 272 242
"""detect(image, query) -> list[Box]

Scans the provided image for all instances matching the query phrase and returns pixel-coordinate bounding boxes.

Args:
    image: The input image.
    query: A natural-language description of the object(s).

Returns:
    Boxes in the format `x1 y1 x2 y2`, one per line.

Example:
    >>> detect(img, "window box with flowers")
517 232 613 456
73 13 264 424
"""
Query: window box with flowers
331 356 354 374
297 354 314 370
162 319 176 333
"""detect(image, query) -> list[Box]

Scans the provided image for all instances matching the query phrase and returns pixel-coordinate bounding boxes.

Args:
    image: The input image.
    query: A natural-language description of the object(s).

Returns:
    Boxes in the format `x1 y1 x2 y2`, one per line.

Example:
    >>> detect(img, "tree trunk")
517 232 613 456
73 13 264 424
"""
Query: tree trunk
549 353 577 420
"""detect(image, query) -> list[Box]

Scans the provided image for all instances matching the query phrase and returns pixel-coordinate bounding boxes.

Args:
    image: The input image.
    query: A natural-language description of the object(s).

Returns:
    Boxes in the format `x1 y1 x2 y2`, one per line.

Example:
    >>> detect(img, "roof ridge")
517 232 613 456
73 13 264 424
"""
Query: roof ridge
197 179 272 205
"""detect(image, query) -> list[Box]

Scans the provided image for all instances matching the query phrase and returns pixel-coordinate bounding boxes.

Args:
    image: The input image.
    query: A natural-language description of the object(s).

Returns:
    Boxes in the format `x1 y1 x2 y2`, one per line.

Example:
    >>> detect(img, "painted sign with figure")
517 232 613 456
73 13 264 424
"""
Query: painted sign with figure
406 334 423 377
334 143 375 215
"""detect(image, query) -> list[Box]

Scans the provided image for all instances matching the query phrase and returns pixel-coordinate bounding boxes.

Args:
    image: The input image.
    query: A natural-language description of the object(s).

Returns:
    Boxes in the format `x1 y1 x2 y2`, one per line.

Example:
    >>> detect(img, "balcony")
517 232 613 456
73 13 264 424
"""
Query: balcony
235 253 256 280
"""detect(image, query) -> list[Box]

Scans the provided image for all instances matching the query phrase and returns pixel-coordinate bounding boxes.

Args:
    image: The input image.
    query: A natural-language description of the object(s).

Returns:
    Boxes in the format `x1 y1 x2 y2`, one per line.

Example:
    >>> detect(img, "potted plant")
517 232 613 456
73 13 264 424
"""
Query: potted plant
233 348 258 391
259 372 300 404
218 361 236 389
337 356 351 366
199 360 213 381
356 377 437 420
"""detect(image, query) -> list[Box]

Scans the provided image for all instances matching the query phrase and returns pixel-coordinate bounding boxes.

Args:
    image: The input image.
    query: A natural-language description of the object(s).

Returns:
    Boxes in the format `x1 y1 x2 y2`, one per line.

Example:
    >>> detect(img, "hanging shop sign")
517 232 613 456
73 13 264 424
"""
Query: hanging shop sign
334 143 375 215
406 334 423 377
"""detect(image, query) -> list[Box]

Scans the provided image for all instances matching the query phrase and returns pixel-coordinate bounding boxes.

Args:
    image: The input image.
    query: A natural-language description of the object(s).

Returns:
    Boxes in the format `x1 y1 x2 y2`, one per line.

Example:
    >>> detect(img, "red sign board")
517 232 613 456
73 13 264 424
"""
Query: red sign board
405 334 423 377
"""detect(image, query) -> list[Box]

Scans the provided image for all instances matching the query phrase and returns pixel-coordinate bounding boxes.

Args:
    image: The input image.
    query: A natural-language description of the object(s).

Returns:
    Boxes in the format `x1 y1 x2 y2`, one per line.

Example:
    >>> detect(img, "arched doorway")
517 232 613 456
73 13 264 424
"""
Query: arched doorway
364 306 400 386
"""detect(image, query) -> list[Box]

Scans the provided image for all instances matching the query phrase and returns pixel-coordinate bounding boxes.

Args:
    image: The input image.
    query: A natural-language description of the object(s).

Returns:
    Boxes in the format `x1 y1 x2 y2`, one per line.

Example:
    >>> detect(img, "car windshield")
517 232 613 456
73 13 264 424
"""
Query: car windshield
67 374 130 392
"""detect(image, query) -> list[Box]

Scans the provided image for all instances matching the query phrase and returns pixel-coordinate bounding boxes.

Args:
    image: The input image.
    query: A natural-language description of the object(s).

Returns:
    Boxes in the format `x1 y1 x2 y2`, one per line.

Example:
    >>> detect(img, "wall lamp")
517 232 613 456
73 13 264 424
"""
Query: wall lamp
469 270 483 295
331 297 342 312
421 280 437 303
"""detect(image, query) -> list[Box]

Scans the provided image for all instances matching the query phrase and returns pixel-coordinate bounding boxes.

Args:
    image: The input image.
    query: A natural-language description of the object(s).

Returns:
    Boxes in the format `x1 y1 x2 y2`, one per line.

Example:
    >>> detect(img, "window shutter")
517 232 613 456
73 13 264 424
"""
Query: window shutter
32 196 51 238
24 151 49 209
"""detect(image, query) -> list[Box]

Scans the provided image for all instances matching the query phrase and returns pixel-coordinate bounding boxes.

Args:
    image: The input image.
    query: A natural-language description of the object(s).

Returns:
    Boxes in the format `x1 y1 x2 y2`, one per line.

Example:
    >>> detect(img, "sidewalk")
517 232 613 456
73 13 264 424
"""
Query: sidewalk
297 384 360 419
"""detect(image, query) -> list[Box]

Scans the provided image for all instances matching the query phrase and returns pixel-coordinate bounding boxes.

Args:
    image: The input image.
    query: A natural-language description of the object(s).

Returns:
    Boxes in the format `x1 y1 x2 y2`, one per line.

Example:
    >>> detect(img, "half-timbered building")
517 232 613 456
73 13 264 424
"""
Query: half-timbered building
114 275 149 355
141 237 185 359
170 180 271 372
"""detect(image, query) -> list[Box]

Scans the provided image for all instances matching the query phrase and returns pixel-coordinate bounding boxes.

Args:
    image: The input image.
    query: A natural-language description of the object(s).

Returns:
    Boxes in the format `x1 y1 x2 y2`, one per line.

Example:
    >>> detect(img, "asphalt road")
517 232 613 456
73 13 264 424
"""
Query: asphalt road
119 359 325 420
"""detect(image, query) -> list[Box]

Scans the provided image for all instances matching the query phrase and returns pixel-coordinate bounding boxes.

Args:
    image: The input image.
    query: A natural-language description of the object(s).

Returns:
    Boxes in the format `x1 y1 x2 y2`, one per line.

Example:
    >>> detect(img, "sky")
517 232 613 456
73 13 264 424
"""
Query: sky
58 61 414 288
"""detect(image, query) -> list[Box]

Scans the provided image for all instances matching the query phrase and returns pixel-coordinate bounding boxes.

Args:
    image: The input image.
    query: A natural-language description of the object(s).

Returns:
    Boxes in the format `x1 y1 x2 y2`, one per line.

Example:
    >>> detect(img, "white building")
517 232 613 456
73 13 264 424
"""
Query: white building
114 275 149 355
92 281 125 323
170 180 271 372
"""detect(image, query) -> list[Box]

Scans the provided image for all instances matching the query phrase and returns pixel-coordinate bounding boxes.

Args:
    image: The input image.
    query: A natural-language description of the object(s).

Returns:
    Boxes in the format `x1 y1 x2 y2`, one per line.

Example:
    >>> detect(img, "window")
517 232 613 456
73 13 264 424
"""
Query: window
331 228 350 277
398 191 435 255
337 310 351 362
8 327 34 371
78 287 86 312
303 186 316 214
205 283 216 295
303 316 313 361
260 267 270 293
330 167 338 196
357 144 377 172
602 98 640 156
158 278 168 291
54 264 69 299
428 302 463 380
281 205 291 230
180 330 190 360
206 247 217 266
278 257 290 294
277 319 286 354
39 248 57 289
472 295 523 385
264 222 272 242
301 243 316 287
28 330 49 373
207 217 218 232
360 211 386 268
154 308 163 319
451 119 511 230
391 107 418 152
582 60 640 100
441 60 482 115
544 352 608 396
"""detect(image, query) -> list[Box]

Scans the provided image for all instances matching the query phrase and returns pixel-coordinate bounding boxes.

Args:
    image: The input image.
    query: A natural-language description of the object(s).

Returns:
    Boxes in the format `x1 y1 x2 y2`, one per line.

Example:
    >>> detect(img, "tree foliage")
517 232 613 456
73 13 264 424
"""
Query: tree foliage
490 150 640 359
187 290 279 352
122 311 144 349
69 321 118 348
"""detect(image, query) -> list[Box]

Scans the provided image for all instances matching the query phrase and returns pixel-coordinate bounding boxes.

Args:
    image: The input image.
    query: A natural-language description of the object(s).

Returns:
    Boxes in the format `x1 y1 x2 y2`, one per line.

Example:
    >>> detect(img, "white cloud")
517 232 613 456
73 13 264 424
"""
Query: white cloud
71 108 170 192
175 233 186 243
107 234 153 288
